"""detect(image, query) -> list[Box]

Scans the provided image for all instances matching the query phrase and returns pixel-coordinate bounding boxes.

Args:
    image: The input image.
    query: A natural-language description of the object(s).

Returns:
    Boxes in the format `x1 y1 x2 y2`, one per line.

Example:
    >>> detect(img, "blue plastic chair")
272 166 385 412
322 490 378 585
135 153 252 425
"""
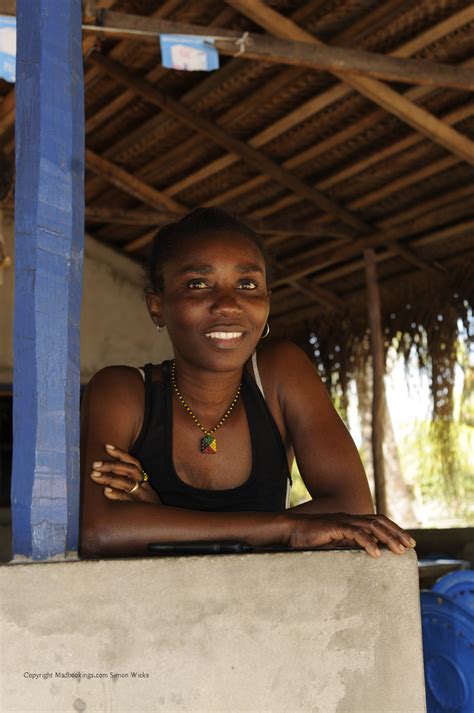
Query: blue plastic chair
432 570 474 614
421 590 474 713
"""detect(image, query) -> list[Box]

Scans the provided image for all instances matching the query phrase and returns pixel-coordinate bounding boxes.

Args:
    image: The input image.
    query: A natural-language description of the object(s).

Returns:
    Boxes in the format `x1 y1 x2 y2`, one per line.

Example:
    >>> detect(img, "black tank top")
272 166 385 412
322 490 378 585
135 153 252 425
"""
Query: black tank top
130 359 291 512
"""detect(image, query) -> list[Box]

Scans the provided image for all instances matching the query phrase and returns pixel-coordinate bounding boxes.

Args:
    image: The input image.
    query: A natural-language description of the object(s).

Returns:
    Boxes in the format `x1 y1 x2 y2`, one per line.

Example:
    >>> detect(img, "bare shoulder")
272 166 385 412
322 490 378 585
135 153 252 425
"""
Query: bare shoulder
81 365 146 449
250 339 325 430
255 339 318 392
256 339 311 368
85 365 144 405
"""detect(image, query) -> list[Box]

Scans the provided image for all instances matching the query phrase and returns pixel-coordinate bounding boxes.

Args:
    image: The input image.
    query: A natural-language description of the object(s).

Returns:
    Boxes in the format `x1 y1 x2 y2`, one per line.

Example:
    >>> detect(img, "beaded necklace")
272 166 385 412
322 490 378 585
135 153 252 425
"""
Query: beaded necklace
170 360 242 454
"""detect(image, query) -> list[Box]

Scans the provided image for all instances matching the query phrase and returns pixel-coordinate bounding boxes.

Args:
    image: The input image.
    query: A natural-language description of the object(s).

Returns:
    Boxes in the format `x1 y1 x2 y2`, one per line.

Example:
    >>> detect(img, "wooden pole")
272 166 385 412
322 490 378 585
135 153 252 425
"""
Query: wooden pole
11 0 84 559
364 249 387 514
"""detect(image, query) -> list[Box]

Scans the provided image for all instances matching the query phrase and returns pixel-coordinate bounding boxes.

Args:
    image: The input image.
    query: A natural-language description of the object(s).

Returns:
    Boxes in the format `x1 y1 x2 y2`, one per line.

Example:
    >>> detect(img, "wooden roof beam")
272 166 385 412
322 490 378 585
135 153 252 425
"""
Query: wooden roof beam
271 219 474 323
84 1 230 136
89 51 369 233
84 151 344 311
163 51 474 204
85 148 187 213
270 211 474 289
214 37 473 92
248 99 473 223
287 277 344 311
279 185 474 265
209 100 474 213
82 10 474 91
85 205 352 240
82 8 473 205
87 55 444 282
226 0 474 167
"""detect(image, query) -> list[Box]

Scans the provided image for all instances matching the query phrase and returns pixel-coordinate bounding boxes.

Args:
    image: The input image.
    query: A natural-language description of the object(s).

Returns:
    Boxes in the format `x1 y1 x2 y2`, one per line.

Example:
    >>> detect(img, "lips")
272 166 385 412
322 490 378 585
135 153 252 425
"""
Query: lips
203 327 246 349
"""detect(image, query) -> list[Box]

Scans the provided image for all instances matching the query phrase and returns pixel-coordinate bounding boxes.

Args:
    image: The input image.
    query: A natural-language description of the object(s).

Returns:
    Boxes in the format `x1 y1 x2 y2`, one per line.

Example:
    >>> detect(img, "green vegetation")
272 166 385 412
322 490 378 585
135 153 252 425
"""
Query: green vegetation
398 420 474 527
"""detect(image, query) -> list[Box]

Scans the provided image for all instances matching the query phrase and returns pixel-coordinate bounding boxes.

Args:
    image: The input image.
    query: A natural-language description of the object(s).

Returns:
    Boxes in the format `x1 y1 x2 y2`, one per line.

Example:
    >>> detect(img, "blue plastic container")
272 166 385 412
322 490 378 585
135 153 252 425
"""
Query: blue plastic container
432 570 474 614
421 590 474 713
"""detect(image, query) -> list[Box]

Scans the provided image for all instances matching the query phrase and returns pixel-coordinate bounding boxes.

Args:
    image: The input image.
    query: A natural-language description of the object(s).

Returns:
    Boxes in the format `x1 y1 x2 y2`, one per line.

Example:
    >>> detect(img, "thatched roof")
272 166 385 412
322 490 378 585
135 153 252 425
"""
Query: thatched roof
1 0 473 382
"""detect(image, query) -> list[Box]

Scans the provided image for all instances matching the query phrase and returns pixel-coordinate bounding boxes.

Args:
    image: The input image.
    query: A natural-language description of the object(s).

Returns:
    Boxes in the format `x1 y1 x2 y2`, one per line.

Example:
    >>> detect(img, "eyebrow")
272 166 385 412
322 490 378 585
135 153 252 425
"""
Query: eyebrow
176 263 264 276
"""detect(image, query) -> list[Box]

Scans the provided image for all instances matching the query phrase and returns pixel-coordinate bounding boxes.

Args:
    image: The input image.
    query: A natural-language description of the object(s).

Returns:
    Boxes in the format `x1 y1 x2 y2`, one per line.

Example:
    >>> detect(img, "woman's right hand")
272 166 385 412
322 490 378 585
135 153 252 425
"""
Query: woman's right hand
283 512 416 557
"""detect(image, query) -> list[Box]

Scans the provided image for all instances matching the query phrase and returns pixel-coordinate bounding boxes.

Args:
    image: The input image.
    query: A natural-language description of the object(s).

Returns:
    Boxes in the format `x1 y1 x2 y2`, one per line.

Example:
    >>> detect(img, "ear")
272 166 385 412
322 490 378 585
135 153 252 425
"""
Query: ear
267 289 272 301
145 290 164 329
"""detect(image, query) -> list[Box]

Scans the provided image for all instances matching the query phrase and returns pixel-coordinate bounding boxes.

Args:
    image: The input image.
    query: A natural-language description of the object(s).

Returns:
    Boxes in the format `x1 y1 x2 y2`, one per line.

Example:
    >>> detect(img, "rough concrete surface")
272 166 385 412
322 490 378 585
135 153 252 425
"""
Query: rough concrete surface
0 550 426 713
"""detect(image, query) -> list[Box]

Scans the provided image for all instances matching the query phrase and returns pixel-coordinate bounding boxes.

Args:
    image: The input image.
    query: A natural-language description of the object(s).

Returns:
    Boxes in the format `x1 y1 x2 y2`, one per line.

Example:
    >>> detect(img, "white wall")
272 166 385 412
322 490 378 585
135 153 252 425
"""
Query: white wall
0 213 174 386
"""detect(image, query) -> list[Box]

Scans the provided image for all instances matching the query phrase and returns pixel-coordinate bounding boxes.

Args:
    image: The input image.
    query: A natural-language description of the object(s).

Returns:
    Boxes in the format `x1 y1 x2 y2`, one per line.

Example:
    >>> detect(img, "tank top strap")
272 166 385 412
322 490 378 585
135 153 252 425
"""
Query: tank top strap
130 363 155 456
251 351 265 398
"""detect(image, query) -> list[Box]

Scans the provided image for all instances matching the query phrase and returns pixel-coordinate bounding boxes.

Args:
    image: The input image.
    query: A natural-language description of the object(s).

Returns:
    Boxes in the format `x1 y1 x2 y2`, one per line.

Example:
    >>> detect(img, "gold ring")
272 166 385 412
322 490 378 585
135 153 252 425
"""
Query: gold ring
129 481 140 494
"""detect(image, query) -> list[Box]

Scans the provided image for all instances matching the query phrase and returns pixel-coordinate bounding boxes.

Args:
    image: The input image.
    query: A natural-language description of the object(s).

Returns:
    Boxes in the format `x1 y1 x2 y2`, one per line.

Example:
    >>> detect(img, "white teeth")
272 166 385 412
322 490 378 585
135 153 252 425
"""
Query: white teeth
205 332 243 340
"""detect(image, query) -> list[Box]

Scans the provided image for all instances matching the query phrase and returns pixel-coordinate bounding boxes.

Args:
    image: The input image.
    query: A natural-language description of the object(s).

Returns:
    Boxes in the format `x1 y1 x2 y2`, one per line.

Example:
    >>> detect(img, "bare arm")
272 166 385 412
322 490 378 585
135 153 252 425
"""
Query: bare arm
80 365 414 558
80 367 289 557
259 341 374 514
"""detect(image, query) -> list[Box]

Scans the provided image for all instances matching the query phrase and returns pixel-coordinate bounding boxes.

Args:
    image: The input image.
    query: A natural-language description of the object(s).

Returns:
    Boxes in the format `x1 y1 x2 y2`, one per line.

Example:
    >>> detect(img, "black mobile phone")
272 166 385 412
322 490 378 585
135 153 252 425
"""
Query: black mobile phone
147 540 253 556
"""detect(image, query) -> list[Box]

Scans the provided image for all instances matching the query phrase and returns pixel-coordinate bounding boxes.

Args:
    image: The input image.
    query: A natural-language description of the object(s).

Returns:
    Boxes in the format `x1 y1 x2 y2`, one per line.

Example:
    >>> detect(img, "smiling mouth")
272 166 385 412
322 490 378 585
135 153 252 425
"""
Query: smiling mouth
203 331 246 349
205 331 243 340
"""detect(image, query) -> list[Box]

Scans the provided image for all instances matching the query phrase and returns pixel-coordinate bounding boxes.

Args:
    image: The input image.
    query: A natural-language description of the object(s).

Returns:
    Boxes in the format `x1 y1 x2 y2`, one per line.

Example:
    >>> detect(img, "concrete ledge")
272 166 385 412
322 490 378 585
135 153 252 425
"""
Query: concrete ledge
0 550 425 712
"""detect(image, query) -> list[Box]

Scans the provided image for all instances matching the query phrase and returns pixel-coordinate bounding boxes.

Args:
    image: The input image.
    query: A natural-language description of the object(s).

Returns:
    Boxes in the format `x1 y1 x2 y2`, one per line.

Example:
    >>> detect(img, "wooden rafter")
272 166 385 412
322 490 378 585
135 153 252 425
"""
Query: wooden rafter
3 1 471 323
270 210 474 290
89 51 368 233
82 10 474 91
85 144 344 311
85 148 186 213
280 186 474 267
147 42 474 208
271 219 474 324
84 205 352 239
208 98 474 213
226 0 474 167
89 52 447 283
83 7 473 209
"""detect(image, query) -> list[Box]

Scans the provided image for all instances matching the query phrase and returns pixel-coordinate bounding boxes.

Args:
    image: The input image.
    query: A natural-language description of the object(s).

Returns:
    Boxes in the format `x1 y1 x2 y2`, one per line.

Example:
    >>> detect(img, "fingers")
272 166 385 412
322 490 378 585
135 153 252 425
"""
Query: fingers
365 515 416 554
92 461 141 480
337 513 416 554
288 514 414 559
91 470 137 493
89 443 146 491
377 515 416 548
104 443 141 468
338 526 381 558
104 487 133 501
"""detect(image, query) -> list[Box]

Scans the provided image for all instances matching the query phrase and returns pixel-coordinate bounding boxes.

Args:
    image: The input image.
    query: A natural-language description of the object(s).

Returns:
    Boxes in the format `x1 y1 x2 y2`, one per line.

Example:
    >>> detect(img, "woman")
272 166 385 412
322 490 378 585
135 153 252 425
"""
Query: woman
80 208 415 558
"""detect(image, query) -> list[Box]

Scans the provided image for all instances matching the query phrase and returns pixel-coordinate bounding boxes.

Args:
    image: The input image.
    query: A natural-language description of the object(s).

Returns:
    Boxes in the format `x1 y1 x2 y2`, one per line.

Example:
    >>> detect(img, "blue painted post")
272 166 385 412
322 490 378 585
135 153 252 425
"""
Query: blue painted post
11 0 84 559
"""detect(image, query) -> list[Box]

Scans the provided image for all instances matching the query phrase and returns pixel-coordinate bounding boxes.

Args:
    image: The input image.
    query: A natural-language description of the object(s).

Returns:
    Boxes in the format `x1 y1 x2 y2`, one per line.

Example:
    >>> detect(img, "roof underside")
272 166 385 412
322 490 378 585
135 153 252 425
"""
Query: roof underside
1 0 473 338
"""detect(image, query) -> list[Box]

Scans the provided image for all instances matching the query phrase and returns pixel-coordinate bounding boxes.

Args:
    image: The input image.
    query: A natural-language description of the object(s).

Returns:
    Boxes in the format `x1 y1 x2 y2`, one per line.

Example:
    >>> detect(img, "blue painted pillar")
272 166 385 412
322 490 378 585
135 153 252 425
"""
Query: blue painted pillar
12 0 84 559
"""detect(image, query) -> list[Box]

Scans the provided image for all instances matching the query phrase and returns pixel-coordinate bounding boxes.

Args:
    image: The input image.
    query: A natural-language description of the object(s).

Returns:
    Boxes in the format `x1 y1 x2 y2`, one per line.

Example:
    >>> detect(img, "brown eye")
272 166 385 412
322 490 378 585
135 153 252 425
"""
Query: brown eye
238 279 258 290
187 279 209 289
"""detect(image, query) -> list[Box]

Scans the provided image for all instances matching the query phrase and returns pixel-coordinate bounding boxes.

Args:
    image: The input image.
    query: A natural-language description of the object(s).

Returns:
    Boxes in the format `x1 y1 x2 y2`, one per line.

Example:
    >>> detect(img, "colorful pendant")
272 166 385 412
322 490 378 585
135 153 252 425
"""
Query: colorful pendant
201 434 217 454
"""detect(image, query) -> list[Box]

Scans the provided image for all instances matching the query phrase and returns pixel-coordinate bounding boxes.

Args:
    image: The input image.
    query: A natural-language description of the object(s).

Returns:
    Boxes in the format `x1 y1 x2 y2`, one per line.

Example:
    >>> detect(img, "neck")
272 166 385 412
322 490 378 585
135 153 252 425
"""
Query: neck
171 357 244 407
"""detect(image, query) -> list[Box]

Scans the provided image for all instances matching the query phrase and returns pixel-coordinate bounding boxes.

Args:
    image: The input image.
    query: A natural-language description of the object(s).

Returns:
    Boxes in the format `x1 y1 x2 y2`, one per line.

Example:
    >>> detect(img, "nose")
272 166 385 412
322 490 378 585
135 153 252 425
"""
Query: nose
209 286 242 316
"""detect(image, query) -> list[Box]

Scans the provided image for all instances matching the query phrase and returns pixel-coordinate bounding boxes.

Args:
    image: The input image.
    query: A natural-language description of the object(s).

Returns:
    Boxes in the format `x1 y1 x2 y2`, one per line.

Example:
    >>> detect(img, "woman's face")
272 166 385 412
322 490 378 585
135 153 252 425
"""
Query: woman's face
151 230 270 372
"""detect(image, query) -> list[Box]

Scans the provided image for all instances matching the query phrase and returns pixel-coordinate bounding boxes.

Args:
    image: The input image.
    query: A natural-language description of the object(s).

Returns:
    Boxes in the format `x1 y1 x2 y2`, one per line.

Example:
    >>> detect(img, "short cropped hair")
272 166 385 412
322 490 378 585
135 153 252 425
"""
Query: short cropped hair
143 207 269 293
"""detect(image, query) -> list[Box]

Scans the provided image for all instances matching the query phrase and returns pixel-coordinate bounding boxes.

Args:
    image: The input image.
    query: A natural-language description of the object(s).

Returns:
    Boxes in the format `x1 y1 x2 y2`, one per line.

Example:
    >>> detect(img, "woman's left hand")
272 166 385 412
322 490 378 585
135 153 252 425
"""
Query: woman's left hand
89 444 161 504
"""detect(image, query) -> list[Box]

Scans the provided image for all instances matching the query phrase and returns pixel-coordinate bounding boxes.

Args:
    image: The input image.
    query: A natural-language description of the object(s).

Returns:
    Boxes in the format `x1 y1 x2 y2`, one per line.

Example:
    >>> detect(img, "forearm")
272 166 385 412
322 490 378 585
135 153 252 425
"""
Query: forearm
289 492 375 515
81 501 290 558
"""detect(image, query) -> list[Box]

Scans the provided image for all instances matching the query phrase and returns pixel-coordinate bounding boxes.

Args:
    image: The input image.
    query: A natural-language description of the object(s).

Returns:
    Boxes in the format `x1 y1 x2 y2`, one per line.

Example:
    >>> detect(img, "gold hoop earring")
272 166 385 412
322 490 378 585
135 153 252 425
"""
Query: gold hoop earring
262 323 270 339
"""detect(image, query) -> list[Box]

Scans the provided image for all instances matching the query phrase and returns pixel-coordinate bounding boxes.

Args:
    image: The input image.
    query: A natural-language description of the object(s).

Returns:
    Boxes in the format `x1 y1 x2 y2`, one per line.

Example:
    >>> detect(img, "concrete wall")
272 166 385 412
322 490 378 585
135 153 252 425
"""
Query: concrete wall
0 213 174 386
0 550 426 713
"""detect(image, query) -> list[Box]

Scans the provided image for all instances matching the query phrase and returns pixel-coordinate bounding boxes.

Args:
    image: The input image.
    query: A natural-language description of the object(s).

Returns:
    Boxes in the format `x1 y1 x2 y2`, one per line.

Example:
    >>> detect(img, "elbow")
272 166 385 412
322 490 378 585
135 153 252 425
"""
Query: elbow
79 523 104 559
79 510 115 558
